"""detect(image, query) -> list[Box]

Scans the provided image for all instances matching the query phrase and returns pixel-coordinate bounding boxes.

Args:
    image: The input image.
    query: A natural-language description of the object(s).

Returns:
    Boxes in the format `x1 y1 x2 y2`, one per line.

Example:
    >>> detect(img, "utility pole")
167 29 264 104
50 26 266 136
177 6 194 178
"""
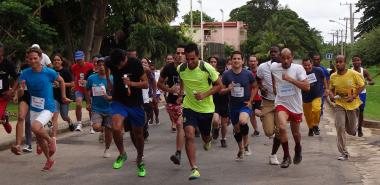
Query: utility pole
220 9 224 58
190 0 193 31
197 0 203 60
341 2 355 43
340 29 344 55
329 32 335 47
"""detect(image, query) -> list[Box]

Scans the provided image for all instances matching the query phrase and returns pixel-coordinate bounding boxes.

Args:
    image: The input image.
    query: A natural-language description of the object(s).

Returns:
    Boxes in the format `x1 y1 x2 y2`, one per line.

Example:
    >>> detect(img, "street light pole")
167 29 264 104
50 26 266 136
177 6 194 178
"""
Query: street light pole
220 9 224 57
190 0 193 31
198 0 203 60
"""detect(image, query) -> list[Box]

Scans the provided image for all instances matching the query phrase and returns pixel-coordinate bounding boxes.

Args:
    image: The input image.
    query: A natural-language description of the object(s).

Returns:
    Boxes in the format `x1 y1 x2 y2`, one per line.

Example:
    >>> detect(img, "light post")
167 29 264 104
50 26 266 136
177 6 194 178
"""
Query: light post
330 20 346 55
190 0 193 32
197 0 203 60
220 9 224 57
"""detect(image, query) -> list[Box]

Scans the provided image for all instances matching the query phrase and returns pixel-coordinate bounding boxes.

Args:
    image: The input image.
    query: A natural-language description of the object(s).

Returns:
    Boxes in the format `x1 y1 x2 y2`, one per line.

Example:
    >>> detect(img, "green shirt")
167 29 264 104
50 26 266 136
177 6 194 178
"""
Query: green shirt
178 61 219 113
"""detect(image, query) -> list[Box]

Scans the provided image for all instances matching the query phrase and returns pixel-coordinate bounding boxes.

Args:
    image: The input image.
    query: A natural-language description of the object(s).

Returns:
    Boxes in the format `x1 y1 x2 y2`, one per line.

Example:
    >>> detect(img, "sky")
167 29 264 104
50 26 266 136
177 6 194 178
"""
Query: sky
171 0 362 43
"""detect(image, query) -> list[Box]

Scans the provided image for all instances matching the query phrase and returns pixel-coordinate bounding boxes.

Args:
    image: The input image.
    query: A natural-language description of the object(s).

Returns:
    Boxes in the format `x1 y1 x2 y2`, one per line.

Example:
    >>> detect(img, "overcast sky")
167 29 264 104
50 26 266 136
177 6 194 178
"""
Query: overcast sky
171 0 362 43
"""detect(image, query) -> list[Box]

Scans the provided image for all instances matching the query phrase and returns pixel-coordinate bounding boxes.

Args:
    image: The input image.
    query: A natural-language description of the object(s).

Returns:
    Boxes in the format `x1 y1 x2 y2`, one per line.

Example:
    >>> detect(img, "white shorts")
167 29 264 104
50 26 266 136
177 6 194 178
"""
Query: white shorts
30 110 53 126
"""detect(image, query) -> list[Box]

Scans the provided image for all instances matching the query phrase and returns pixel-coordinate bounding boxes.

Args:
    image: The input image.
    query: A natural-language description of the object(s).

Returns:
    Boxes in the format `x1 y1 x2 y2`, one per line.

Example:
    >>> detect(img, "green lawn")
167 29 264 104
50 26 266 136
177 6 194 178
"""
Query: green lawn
364 67 380 121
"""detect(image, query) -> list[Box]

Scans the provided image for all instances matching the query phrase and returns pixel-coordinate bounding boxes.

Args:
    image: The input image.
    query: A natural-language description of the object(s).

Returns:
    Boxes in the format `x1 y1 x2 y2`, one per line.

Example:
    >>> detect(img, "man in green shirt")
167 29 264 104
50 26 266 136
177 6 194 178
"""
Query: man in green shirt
177 43 222 180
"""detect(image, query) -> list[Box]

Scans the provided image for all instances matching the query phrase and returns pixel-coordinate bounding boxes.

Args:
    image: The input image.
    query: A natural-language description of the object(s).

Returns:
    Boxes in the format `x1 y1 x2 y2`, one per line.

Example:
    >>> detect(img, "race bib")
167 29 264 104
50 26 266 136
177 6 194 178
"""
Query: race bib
31 96 45 109
231 86 244 97
307 73 317 84
278 84 295 97
0 79 2 90
92 85 106 96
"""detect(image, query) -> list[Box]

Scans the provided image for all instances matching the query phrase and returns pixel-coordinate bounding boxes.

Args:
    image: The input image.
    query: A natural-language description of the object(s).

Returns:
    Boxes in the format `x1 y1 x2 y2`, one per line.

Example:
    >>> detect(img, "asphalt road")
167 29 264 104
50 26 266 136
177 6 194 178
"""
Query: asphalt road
0 106 363 185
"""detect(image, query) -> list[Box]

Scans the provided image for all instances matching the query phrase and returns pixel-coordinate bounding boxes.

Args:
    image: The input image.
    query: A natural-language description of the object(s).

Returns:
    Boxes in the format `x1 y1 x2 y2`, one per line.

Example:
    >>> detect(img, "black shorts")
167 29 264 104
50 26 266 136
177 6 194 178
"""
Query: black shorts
183 108 213 136
143 103 152 113
215 105 229 117
19 92 31 106
252 100 262 111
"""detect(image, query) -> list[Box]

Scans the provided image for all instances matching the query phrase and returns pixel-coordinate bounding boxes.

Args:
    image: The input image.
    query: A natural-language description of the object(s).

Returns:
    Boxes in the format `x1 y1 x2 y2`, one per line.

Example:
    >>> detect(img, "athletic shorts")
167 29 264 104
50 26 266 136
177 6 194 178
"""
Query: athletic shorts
111 101 145 127
91 112 112 129
30 110 53 126
183 108 212 136
359 93 366 111
143 103 153 114
19 92 31 106
229 106 252 125
275 105 303 123
252 100 262 111
166 103 182 125
75 91 85 99
215 104 229 117
0 97 9 119
55 100 69 118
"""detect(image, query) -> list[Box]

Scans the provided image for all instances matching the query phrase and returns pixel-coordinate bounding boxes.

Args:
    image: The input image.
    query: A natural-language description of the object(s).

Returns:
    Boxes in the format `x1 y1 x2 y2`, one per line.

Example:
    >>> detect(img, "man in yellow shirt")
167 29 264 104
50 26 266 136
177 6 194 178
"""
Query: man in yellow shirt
329 55 365 161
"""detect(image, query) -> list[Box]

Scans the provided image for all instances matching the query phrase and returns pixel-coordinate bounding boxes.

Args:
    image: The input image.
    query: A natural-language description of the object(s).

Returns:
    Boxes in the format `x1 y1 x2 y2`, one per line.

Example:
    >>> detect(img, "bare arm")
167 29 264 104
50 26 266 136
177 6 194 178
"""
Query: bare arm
364 69 375 85
57 75 71 103
126 73 148 89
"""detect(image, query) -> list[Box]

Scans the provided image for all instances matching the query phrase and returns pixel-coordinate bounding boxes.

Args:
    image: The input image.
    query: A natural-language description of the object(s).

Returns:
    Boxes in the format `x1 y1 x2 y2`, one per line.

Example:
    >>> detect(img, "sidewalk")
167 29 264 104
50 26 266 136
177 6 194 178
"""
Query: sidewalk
0 108 90 151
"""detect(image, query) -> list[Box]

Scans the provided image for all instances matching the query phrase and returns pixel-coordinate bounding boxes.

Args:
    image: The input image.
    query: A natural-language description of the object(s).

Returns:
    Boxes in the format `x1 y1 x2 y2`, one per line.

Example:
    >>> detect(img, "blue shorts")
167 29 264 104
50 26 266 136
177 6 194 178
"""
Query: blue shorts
359 93 366 111
111 101 145 127
75 91 85 99
229 106 252 125
183 108 213 136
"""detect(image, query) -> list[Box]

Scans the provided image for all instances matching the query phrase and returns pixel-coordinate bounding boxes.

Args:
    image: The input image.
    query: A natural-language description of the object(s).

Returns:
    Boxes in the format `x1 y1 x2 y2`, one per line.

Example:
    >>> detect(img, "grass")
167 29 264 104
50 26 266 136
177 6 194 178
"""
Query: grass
364 67 380 121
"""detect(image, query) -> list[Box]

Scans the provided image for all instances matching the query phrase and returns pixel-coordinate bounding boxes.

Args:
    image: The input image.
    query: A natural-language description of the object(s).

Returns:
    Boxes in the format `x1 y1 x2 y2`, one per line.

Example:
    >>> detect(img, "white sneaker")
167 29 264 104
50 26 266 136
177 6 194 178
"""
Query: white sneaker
337 154 348 161
103 149 111 158
244 145 252 156
75 124 82 131
99 133 104 143
269 154 280 165
90 128 95 134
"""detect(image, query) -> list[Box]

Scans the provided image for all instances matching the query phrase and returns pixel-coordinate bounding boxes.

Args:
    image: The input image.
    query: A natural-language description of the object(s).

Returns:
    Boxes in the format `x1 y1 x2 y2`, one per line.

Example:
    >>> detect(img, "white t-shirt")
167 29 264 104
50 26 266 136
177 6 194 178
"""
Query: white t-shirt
41 53 52 67
142 88 150 104
270 63 307 114
257 60 276 100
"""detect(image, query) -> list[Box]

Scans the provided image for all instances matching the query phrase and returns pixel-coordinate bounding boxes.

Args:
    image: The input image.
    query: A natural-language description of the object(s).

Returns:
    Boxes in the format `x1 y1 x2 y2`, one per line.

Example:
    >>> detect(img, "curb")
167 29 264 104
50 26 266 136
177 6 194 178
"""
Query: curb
0 120 90 152
326 97 380 129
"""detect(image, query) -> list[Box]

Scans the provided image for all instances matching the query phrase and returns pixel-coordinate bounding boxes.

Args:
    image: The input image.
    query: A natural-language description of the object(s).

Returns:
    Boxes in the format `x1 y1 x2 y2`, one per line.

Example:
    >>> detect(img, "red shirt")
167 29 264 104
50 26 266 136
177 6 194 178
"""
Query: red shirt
71 62 94 93
251 70 262 101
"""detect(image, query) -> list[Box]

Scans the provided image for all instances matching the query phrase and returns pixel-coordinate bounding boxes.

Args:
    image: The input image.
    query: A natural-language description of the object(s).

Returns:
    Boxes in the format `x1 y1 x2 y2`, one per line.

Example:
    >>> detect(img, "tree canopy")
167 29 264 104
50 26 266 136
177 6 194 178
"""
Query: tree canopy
355 0 380 38
182 10 216 25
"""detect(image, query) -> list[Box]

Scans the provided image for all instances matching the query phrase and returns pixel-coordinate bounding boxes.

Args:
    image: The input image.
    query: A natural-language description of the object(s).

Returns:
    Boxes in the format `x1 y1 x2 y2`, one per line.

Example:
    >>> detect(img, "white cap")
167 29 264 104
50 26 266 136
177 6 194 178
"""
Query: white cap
31 44 40 49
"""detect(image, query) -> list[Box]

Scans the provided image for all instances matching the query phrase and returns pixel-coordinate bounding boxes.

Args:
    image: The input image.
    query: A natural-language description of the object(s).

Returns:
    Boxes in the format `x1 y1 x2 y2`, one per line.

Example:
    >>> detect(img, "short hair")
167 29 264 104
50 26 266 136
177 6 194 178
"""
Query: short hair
302 58 311 63
352 54 361 59
185 43 199 56
52 53 68 67
92 54 102 60
231 51 243 59
110 48 126 67
26 47 42 57
177 44 186 50
208 56 218 63
270 46 280 52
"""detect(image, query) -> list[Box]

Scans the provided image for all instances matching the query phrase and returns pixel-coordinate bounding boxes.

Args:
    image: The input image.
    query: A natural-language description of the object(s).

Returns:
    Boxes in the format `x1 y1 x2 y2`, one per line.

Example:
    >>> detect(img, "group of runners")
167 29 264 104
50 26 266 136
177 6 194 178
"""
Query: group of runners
0 41 375 180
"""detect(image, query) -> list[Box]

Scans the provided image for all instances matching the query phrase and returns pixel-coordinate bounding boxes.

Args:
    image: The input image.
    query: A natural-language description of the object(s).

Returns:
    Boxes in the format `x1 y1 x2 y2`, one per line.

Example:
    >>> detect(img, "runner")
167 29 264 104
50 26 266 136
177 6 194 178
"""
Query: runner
271 48 310 168
141 58 157 140
0 42 18 134
157 45 186 165
209 57 230 148
351 55 375 137
19 47 71 170
85 57 113 158
52 53 75 138
248 55 261 137
312 54 330 116
150 63 161 125
256 46 281 165
301 58 328 136
71 50 94 131
162 55 175 104
106 49 148 177
11 55 32 155
221 51 258 160
329 55 365 160
177 43 222 180
30 44 52 67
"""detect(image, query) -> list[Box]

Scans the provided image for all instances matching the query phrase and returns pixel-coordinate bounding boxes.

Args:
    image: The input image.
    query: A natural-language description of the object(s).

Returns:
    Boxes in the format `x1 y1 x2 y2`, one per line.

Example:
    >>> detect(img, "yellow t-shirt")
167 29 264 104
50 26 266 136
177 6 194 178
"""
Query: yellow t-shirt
329 69 365 110
178 61 219 113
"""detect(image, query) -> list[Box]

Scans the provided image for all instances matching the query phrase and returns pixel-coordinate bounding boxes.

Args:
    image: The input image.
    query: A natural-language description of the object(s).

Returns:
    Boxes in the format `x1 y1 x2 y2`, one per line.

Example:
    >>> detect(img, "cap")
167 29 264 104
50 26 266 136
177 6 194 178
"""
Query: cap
74 51 85 61
31 44 40 49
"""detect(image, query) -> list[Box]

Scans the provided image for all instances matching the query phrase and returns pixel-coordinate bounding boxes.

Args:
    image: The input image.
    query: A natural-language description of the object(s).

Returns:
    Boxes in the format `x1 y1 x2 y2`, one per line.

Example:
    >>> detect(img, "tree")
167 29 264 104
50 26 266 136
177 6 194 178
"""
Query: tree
353 26 380 66
182 10 216 25
356 0 380 38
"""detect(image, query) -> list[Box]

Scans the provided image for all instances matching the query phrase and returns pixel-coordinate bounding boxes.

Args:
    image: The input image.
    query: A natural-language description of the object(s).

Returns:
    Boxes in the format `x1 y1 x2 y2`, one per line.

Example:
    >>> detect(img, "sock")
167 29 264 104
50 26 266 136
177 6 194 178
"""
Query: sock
282 142 290 158
271 137 281 155
78 121 82 125
295 142 302 153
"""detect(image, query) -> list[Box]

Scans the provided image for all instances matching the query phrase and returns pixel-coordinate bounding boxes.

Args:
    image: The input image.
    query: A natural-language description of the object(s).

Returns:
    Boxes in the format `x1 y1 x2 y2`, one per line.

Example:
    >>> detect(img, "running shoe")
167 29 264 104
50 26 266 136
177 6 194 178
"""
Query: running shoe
68 123 76 132
2 113 11 134
75 124 82 131
137 162 146 177
221 139 227 148
188 168 200 180
170 151 181 165
42 159 55 171
235 150 244 161
171 127 176 133
244 145 252 156
251 130 260 137
308 128 314 136
280 156 292 168
22 145 32 153
313 126 320 135
337 154 348 161
269 154 280 165
155 119 160 125
49 137 57 157
293 151 302 164
90 128 95 134
103 149 111 158
113 153 127 169
203 141 211 151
